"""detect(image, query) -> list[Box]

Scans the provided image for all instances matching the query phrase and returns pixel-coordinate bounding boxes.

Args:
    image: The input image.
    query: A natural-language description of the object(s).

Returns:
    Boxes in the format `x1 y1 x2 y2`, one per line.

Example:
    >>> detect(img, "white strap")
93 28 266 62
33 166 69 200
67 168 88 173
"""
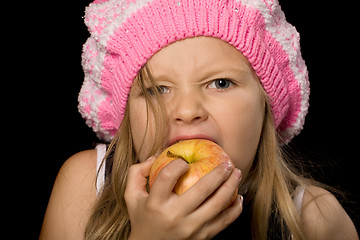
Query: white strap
293 185 305 215
95 144 107 195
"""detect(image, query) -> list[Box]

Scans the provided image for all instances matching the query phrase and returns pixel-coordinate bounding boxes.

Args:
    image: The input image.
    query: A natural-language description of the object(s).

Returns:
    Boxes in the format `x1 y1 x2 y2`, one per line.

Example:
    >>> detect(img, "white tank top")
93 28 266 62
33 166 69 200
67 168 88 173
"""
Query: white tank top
95 144 305 213
95 144 107 194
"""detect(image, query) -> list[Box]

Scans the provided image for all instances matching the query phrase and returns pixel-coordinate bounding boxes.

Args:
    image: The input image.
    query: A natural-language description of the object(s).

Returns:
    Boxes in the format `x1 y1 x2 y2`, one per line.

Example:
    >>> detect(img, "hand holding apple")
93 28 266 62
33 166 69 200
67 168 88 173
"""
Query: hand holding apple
126 139 243 240
149 139 238 204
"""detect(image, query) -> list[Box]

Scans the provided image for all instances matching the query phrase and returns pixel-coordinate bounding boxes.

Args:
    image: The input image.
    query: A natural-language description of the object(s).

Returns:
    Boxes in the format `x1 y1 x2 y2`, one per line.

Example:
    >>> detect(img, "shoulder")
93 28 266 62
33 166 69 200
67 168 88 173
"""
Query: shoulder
40 149 98 240
301 185 359 240
55 149 98 199
60 149 98 180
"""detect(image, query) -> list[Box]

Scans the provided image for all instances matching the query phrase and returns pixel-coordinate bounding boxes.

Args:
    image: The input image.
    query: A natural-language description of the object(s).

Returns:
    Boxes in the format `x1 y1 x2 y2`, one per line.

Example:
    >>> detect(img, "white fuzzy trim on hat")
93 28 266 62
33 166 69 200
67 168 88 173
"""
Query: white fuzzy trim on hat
79 38 110 140
85 0 152 49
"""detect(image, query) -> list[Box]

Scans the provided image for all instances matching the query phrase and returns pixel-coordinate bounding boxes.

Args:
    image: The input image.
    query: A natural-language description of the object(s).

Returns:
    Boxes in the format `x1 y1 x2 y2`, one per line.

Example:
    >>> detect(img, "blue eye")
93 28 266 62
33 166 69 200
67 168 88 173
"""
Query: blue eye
208 79 233 89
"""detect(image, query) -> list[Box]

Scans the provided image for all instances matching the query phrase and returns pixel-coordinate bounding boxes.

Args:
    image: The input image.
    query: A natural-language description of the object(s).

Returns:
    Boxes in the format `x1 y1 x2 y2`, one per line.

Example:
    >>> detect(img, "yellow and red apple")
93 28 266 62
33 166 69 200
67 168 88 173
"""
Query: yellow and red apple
149 139 238 203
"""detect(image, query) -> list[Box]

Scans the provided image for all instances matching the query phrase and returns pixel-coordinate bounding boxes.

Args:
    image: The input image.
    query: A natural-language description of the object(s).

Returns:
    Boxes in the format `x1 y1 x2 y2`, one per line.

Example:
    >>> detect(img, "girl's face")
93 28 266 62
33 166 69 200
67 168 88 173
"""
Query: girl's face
129 37 265 178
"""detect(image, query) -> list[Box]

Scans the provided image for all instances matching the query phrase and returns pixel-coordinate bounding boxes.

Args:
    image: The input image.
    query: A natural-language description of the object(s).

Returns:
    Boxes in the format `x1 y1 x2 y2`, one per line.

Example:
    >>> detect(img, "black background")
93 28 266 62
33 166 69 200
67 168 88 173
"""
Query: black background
25 0 359 239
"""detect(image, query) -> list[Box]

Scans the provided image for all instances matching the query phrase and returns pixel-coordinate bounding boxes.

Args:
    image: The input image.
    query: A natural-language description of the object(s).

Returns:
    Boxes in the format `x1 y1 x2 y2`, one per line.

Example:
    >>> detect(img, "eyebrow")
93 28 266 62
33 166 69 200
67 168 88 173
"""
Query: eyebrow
189 62 254 85
203 65 251 77
151 62 253 83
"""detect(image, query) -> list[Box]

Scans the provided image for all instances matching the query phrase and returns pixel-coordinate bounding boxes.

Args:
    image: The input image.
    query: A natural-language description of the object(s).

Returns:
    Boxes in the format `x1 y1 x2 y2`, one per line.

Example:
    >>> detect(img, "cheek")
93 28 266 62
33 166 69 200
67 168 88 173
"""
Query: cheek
218 95 264 177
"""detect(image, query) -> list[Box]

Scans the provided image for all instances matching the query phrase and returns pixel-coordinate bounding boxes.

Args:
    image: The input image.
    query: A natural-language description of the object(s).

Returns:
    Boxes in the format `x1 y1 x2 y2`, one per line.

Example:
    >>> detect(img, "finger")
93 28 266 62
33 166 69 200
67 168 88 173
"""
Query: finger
179 161 234 212
150 158 190 199
190 168 242 220
199 195 243 239
125 156 156 203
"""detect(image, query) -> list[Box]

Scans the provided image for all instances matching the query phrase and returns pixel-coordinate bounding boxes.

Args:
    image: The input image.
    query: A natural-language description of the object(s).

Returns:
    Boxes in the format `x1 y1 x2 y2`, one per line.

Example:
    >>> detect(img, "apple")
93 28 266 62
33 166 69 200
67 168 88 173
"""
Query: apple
149 139 238 204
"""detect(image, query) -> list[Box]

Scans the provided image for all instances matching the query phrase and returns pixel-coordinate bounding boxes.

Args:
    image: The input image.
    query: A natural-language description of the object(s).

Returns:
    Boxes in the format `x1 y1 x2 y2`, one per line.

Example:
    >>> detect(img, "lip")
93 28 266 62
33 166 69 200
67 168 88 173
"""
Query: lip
167 134 217 147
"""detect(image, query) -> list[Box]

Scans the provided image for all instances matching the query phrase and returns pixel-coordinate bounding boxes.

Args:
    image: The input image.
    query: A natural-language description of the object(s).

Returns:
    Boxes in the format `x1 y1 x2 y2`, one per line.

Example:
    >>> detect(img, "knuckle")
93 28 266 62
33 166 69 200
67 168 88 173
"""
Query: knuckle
213 164 231 179
157 167 173 182
157 159 188 182
144 197 160 213
222 181 235 193
127 164 138 177
221 175 239 196
147 206 182 231
197 230 210 240
164 207 186 229
211 197 226 211
192 223 213 240
222 213 235 227
179 223 197 239
193 183 208 196
165 214 181 230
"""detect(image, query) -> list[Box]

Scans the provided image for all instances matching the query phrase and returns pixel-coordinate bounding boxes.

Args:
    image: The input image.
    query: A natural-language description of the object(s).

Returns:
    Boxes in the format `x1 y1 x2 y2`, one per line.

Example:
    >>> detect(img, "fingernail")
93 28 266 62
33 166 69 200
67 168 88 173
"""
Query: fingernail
221 161 232 171
234 169 242 180
240 195 244 205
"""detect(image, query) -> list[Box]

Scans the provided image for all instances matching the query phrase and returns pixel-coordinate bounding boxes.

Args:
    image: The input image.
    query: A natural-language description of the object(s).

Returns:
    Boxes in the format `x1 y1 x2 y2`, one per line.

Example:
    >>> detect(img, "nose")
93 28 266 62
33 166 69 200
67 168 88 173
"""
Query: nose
169 90 208 125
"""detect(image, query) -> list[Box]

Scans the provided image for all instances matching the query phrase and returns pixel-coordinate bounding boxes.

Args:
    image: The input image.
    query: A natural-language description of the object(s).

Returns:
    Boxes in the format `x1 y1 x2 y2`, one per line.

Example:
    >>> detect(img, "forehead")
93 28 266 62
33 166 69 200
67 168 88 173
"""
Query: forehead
146 36 254 79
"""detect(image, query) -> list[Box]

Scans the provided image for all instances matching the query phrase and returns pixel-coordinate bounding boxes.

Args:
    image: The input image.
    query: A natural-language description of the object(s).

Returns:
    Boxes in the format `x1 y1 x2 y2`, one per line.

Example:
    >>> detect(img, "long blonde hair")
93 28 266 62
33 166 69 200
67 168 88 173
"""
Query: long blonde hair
85 66 311 240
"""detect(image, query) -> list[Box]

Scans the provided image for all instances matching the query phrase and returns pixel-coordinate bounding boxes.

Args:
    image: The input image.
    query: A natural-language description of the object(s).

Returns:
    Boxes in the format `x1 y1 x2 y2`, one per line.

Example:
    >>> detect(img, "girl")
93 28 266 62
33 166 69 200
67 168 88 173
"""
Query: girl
41 0 358 239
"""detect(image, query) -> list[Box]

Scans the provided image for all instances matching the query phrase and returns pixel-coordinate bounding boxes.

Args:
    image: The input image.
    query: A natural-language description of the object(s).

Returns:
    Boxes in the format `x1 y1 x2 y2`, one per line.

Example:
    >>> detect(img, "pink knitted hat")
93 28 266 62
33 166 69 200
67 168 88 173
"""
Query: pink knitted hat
79 0 309 143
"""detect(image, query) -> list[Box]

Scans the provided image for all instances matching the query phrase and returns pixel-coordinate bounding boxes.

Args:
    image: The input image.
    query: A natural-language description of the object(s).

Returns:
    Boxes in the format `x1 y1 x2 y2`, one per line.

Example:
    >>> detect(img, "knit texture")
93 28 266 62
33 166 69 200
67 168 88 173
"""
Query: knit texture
79 0 309 143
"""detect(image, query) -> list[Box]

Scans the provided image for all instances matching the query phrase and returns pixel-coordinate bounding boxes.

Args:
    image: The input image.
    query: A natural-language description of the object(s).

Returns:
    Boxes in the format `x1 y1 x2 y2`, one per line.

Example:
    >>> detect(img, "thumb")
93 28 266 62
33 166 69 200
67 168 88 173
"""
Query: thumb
125 156 156 202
